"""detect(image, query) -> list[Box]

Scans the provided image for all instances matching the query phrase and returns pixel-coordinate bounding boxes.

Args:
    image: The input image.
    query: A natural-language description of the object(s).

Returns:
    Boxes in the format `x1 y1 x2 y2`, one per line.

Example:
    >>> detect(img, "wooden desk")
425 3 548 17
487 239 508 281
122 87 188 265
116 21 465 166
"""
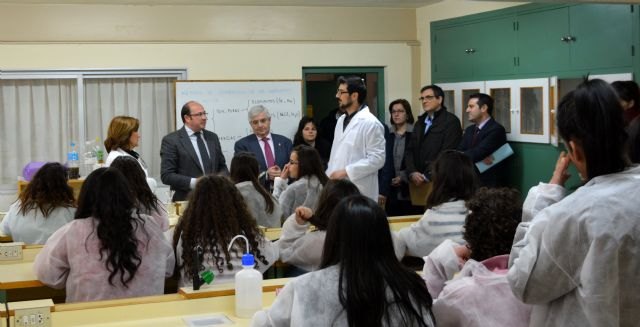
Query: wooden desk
179 278 291 299
50 292 276 326
17 179 84 200
0 245 42 265
0 262 42 290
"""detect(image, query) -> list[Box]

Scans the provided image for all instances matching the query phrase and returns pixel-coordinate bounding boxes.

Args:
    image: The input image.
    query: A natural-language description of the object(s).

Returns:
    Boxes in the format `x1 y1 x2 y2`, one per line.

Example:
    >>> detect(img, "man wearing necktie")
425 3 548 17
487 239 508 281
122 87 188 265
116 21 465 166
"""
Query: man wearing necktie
160 101 229 201
234 105 293 189
458 93 507 187
405 85 462 187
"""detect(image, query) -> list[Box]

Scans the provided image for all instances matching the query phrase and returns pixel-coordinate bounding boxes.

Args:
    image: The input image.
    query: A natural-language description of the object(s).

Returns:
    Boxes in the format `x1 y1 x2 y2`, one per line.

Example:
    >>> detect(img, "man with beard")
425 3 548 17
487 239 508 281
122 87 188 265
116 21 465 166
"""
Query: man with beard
326 76 385 201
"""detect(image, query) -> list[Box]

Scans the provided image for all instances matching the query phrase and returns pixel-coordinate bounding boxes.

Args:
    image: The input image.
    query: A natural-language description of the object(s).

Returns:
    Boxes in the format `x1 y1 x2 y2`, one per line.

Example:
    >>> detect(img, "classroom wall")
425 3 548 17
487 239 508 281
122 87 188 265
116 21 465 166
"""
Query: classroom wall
0 3 418 123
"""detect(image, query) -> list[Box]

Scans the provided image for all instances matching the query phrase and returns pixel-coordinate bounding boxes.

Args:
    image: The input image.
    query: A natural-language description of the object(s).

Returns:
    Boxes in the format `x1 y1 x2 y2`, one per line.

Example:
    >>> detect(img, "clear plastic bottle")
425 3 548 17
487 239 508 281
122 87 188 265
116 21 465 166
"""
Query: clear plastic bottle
67 142 80 179
234 253 263 318
228 235 263 318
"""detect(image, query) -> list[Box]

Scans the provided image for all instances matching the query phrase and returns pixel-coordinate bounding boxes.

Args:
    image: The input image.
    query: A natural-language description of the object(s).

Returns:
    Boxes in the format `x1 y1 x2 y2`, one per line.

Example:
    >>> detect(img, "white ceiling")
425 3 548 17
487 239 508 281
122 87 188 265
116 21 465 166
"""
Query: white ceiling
0 0 441 7
0 0 637 7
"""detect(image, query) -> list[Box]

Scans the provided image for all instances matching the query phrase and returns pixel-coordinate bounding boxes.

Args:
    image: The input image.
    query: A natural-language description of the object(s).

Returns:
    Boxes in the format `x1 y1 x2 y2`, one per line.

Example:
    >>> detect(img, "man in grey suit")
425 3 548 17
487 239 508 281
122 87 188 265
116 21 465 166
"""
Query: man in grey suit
161 101 228 201
234 105 293 187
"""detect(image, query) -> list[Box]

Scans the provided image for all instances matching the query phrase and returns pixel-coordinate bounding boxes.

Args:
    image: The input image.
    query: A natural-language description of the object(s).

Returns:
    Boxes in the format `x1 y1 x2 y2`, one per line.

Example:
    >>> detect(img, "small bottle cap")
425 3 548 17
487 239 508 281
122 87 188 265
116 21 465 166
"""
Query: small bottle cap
242 253 255 266
200 270 215 284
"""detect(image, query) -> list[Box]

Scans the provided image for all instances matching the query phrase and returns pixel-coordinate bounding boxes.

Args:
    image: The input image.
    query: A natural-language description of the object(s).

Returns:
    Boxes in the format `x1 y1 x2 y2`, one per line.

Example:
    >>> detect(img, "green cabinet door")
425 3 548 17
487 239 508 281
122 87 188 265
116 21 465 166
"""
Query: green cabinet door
473 16 517 77
516 7 570 74
432 23 474 80
569 4 633 70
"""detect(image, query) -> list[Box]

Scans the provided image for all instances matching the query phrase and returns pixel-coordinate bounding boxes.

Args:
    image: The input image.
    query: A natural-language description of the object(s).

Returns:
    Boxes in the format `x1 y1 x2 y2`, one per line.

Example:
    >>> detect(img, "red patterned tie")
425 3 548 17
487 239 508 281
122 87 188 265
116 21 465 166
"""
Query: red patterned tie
262 137 276 168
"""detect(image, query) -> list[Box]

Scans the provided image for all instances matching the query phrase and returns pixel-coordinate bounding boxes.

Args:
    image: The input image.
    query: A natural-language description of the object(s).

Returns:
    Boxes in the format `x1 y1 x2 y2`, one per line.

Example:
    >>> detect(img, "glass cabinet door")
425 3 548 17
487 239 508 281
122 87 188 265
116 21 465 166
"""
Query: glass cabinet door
439 82 485 129
486 78 549 143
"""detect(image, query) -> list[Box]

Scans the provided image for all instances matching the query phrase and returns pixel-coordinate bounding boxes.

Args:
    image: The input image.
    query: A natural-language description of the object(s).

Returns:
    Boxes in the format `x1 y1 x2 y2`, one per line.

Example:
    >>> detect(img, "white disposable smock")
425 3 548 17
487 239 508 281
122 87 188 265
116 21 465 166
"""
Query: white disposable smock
508 165 640 326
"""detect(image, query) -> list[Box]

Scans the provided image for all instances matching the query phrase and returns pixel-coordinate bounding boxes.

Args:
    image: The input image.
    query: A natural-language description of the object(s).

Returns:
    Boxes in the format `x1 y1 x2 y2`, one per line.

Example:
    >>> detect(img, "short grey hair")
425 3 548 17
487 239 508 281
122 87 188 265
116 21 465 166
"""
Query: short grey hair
248 105 271 121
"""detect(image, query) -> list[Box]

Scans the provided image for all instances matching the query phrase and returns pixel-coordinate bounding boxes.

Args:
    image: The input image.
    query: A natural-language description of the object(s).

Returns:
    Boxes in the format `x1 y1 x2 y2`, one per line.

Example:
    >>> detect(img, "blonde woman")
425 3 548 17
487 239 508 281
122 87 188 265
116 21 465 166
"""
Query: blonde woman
104 116 157 192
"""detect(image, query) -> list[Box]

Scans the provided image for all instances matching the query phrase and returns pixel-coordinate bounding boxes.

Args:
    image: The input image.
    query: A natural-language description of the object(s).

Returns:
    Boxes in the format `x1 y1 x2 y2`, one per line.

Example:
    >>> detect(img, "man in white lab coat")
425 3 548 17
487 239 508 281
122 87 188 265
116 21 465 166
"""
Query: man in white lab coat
326 76 385 201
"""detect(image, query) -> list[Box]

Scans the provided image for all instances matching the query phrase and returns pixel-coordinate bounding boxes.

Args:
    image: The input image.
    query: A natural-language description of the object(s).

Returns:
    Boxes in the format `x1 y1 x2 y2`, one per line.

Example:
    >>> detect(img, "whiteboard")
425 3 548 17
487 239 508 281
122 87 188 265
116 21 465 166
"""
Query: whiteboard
175 80 303 166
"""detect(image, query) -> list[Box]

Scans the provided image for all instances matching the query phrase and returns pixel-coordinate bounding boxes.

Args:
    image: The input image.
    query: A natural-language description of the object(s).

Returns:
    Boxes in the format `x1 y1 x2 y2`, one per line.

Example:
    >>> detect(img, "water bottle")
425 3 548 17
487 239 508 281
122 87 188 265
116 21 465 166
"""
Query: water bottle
228 235 262 318
67 142 80 179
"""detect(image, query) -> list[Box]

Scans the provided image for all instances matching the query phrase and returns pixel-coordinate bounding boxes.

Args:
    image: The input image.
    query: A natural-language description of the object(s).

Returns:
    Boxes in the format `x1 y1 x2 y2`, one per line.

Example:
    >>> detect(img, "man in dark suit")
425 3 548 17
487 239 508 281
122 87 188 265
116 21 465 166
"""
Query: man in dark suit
458 93 507 187
405 84 462 185
234 105 293 187
160 101 228 201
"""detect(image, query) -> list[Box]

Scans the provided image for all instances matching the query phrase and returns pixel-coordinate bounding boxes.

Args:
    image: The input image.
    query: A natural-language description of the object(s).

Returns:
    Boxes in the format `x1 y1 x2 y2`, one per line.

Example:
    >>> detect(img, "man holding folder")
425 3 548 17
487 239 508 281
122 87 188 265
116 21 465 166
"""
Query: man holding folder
458 93 507 187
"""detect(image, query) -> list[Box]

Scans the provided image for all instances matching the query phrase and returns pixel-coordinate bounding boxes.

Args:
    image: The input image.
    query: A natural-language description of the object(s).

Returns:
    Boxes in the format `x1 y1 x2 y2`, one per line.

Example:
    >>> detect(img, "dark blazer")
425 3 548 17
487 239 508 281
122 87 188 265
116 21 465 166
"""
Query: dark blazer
458 118 507 187
234 133 293 173
160 127 228 201
378 124 394 198
405 107 462 180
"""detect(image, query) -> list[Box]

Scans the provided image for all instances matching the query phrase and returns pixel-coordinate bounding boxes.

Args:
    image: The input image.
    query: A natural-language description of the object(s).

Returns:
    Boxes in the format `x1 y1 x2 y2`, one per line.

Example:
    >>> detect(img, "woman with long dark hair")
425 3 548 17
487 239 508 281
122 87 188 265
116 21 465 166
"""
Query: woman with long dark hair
253 195 435 327
0 162 75 244
231 152 283 228
508 79 640 326
272 144 328 218
395 149 478 257
293 116 331 166
277 179 360 272
34 168 174 302
173 175 278 286
110 156 169 231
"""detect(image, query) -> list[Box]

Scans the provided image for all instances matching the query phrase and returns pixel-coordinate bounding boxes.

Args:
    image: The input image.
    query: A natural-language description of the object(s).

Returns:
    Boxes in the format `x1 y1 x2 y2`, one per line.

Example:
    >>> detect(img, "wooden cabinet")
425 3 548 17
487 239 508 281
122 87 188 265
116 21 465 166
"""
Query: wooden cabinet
431 3 635 82
441 78 550 144
432 16 516 81
516 4 633 74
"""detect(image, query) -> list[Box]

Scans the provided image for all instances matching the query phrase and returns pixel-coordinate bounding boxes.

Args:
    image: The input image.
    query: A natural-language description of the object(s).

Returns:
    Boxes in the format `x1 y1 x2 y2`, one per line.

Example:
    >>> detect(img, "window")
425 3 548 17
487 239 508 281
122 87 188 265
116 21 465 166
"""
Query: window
0 69 186 186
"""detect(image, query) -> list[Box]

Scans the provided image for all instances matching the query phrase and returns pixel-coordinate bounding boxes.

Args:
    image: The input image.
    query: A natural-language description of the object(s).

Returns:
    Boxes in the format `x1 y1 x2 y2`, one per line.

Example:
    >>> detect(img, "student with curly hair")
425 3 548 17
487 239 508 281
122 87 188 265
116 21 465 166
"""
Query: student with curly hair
272 144 328 218
231 152 283 228
394 150 478 257
1 162 75 244
34 168 174 302
173 175 278 287
110 156 169 231
253 195 435 327
422 187 531 327
277 179 360 273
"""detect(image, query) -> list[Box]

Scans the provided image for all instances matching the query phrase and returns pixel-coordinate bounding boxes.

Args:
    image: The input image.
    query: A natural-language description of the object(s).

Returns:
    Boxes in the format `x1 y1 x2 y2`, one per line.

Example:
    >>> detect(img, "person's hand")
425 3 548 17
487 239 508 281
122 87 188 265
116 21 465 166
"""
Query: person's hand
267 165 281 180
454 245 471 266
280 163 290 180
329 169 348 180
294 206 313 225
410 172 425 186
378 195 387 208
549 151 571 186
482 155 494 165
391 176 402 187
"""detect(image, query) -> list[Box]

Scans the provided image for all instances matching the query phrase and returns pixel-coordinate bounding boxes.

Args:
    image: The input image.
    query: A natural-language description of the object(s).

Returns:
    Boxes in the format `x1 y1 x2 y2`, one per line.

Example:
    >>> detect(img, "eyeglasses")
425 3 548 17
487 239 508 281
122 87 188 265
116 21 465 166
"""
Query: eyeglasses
419 95 437 101
289 160 299 165
189 111 208 118
336 89 349 96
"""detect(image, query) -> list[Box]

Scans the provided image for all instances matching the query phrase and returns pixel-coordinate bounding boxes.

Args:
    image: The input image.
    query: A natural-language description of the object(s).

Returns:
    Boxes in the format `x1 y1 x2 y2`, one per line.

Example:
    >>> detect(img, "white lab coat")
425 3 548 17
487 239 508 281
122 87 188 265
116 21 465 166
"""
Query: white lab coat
105 148 157 192
508 165 640 327
326 106 385 201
